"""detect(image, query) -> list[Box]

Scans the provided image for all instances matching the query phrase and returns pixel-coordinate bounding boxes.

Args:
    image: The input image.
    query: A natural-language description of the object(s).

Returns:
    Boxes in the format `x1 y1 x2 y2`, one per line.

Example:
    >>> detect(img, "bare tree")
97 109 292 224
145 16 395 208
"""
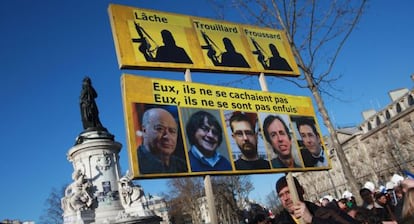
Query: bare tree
265 190 283 215
213 175 253 208
212 175 254 222
165 177 205 223
212 0 368 203
38 186 65 224
164 176 253 223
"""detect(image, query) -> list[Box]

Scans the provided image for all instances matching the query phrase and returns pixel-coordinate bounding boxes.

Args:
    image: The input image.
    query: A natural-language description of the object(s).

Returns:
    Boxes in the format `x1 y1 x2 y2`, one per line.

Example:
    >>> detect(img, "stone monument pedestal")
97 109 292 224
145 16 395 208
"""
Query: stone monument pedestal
61 130 162 224
63 210 95 224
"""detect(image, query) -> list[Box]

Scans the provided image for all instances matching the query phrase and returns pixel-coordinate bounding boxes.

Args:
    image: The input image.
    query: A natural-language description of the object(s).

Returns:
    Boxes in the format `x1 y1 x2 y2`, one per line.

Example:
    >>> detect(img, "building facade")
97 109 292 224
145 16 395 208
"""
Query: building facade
296 87 414 201
146 195 170 224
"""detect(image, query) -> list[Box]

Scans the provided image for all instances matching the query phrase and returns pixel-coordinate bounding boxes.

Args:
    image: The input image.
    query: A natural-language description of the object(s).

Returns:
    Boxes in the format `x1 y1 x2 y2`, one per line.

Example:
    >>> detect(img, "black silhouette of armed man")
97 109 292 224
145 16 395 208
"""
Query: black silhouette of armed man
266 44 292 71
155 30 193 64
220 37 250 68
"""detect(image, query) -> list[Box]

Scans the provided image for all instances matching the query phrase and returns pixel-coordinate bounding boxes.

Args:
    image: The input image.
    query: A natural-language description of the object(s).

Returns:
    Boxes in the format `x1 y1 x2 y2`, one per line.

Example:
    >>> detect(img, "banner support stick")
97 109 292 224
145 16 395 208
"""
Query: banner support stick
259 72 269 92
184 68 218 224
286 172 305 224
204 175 218 224
258 75 304 223
184 68 192 82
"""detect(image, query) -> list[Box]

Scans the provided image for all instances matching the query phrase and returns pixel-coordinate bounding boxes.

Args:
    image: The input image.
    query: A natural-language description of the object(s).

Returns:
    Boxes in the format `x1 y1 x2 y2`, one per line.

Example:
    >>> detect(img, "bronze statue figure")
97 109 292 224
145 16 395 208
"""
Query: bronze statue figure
80 77 104 130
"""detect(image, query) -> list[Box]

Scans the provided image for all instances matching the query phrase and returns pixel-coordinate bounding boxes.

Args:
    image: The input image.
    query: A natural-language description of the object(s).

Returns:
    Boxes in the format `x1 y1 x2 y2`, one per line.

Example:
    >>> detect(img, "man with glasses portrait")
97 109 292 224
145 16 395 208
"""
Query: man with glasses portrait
229 112 271 170
185 110 232 172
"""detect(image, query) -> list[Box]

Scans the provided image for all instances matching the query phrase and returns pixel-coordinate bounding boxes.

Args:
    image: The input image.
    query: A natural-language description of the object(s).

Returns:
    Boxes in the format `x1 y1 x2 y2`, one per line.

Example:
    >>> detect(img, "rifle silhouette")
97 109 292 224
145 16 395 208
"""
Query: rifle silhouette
200 31 222 66
251 37 269 69
132 22 158 61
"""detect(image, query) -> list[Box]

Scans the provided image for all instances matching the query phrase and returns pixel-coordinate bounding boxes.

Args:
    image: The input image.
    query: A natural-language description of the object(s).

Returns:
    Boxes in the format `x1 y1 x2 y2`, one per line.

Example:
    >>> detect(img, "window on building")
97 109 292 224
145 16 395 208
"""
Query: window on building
376 116 381 126
396 103 402 113
386 110 391 119
408 95 414 106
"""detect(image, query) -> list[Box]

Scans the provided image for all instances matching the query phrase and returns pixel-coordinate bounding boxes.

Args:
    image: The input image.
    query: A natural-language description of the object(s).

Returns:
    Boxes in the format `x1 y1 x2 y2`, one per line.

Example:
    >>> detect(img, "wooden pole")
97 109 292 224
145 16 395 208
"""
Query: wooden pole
204 175 218 224
184 69 218 224
258 74 304 223
286 173 305 224
259 72 268 91
184 68 192 82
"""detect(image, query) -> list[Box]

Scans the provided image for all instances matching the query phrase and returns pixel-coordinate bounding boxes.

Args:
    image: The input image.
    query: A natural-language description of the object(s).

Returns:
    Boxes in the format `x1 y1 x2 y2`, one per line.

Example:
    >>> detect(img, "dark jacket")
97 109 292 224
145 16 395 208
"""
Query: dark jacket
275 201 359 224
188 149 232 172
138 145 188 174
235 158 271 170
301 148 317 167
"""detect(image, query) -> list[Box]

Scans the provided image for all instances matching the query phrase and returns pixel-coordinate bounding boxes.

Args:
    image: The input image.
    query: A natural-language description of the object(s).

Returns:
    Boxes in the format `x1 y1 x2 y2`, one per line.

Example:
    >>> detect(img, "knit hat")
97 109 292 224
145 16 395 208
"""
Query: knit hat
276 176 301 194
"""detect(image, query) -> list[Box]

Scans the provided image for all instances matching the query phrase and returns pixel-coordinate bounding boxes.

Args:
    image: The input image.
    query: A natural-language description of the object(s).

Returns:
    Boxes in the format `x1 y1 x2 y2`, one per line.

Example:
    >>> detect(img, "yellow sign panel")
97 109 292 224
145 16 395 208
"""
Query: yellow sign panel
122 74 330 179
109 4 300 76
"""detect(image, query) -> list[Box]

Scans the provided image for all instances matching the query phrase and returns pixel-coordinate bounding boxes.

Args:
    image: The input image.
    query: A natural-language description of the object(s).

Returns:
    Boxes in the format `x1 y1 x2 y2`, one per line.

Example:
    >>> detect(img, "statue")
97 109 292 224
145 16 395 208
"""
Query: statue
119 172 147 208
80 77 105 130
61 169 94 212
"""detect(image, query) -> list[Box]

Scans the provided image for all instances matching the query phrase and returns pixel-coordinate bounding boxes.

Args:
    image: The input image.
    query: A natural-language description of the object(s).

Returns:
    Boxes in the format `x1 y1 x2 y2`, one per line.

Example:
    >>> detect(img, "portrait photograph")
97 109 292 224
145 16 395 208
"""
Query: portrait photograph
180 108 232 172
133 103 188 175
258 112 304 169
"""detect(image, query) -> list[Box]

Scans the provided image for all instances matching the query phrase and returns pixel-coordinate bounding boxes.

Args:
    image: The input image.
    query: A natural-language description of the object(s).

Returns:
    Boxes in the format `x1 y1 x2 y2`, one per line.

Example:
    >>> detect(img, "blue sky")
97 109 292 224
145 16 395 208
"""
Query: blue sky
1 0 413 222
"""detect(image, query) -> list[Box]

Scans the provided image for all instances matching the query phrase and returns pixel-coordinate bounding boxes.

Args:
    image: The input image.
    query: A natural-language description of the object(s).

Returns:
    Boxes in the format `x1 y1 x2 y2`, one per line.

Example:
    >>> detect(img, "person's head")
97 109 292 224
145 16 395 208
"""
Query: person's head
401 178 414 193
313 199 322 207
161 29 176 46
394 185 404 199
229 113 258 160
402 187 414 219
347 206 378 223
337 198 349 211
223 37 235 52
250 212 267 224
269 44 280 57
276 176 304 213
321 198 330 207
359 188 374 204
296 118 322 156
374 192 387 205
263 115 292 158
141 108 178 159
186 111 223 157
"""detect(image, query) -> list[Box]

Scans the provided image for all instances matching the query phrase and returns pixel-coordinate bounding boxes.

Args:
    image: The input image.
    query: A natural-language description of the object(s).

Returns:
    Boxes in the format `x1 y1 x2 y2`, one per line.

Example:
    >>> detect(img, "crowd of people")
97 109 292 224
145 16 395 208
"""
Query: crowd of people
246 175 414 224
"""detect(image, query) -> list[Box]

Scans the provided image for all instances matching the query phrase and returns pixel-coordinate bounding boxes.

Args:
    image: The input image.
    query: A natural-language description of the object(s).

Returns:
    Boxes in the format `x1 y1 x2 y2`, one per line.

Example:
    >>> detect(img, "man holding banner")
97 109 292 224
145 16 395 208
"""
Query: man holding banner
275 175 359 224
